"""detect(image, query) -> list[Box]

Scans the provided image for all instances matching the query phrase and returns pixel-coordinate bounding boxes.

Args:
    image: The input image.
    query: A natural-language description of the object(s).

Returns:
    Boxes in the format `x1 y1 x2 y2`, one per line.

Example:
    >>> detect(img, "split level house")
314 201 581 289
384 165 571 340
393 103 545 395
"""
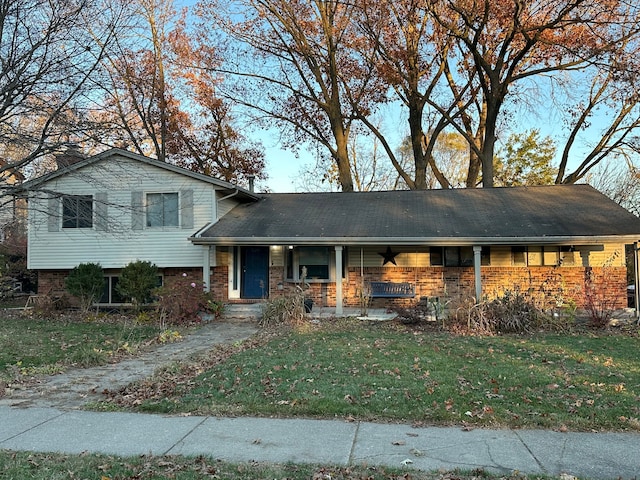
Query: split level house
19 148 640 315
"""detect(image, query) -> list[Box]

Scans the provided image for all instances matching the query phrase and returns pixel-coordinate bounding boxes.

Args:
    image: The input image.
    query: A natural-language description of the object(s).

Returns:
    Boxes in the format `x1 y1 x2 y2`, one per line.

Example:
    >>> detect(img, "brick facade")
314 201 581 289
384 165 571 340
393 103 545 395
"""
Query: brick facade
38 264 628 312
261 265 628 311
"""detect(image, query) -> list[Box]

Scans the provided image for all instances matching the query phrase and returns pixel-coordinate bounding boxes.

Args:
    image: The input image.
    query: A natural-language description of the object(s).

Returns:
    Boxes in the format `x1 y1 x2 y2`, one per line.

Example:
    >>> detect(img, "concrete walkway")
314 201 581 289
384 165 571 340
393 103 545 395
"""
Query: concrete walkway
1 406 639 479
1 311 639 479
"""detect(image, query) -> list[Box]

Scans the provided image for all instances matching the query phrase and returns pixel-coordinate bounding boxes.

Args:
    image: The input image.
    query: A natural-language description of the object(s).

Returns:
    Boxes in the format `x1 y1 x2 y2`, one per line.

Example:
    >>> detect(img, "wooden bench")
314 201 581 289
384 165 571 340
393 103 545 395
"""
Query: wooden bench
369 281 415 298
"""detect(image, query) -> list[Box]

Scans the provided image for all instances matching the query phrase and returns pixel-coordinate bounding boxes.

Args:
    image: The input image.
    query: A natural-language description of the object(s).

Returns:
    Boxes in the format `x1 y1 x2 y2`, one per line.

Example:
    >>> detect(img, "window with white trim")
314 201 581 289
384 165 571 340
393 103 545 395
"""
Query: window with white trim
99 275 164 304
285 246 347 282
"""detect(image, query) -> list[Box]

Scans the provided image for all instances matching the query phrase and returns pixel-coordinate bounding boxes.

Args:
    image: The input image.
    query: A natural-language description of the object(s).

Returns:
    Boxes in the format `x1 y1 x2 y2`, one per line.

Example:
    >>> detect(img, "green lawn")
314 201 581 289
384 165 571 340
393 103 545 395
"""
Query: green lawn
0 312 159 380
128 320 640 432
0 450 548 480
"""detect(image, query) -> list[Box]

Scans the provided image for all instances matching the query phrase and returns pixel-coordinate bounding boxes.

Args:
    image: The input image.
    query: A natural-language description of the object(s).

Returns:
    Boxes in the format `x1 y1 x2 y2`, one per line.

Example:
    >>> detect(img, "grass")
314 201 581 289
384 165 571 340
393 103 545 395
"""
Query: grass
127 320 640 432
2 314 638 479
0 450 552 480
0 311 159 382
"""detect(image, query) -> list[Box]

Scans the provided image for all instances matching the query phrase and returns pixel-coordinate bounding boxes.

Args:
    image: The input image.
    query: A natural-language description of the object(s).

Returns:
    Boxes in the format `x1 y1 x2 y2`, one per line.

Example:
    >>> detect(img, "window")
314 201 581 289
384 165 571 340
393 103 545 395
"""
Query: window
430 246 490 266
99 275 163 304
62 195 93 229
512 246 563 266
147 193 179 227
100 276 126 304
299 246 330 279
285 246 346 282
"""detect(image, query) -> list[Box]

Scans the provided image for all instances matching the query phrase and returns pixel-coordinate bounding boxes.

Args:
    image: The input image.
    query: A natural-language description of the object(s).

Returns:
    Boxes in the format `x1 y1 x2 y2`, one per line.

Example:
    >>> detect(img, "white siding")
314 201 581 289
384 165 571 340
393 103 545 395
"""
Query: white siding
27 155 234 269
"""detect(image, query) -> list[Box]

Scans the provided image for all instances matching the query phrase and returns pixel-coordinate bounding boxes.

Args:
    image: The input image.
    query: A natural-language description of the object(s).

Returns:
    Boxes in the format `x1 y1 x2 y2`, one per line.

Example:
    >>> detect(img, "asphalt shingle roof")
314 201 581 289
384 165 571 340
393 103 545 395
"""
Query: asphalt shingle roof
194 184 640 246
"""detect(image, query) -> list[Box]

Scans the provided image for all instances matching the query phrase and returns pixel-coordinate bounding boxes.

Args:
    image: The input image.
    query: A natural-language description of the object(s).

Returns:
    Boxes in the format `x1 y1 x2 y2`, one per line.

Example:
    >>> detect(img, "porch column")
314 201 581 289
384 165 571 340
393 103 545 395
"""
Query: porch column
473 246 482 301
634 242 639 320
335 246 343 316
202 245 211 292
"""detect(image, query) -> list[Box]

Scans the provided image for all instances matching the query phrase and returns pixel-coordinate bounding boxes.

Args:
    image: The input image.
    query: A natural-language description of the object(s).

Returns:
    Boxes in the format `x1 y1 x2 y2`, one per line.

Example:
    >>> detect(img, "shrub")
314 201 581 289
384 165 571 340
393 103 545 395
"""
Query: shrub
65 262 104 311
485 290 539 333
583 268 616 329
154 273 219 325
451 291 540 334
116 260 159 309
259 292 305 327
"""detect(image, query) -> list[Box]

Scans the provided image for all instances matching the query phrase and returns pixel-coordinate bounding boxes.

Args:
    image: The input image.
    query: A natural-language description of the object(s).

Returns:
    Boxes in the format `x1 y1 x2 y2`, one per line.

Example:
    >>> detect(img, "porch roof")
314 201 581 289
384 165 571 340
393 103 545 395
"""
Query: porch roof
191 184 640 246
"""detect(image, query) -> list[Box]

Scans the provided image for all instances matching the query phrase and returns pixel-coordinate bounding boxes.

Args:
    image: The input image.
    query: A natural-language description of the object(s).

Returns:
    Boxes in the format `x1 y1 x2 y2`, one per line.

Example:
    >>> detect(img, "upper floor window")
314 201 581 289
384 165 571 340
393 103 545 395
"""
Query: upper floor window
147 192 179 227
62 195 93 229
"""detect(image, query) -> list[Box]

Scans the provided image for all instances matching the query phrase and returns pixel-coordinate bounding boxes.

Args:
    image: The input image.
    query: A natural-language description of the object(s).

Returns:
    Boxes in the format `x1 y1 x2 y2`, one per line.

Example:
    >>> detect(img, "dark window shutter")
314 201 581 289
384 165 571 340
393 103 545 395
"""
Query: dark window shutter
95 192 108 231
181 189 193 229
131 191 143 231
47 197 60 232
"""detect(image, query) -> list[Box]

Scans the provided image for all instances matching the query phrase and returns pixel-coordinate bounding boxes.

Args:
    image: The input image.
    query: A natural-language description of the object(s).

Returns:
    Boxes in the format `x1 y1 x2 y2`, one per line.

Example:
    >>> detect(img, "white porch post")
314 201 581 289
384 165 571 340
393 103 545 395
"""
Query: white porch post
473 245 482 302
634 242 639 320
335 246 343 316
202 245 211 292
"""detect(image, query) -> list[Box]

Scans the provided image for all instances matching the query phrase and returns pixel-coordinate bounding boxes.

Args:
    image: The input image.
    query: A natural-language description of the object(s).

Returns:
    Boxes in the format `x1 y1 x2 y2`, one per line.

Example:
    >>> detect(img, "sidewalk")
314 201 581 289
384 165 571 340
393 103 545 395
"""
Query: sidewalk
1 406 639 479
1 311 639 479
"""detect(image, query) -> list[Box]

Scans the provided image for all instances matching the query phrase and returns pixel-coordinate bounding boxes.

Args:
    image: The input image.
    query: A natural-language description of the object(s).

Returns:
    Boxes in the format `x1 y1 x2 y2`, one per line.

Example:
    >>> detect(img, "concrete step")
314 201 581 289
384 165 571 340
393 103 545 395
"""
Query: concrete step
222 303 263 321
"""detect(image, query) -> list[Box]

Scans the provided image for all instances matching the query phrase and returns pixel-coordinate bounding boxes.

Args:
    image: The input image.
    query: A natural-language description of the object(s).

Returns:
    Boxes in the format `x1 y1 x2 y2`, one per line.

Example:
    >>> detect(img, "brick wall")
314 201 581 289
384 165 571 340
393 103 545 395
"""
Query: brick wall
210 266 229 301
39 263 628 311
262 265 628 310
37 270 68 297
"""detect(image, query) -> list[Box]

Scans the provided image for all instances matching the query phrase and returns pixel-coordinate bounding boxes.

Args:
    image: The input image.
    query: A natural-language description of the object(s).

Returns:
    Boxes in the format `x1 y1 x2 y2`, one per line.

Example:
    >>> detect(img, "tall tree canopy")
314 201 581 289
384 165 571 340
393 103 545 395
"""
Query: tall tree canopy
91 0 265 184
0 0 117 184
197 0 387 192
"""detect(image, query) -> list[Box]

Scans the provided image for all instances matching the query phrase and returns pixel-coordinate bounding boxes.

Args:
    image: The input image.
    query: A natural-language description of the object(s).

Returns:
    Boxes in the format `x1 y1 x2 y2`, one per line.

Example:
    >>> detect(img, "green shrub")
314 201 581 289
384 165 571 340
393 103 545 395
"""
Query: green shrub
65 263 104 311
116 260 159 308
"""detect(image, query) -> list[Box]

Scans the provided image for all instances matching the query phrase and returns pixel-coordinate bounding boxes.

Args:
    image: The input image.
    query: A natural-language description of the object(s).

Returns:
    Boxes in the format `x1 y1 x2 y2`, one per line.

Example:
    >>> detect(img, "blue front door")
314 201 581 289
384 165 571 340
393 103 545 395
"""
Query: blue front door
241 246 269 299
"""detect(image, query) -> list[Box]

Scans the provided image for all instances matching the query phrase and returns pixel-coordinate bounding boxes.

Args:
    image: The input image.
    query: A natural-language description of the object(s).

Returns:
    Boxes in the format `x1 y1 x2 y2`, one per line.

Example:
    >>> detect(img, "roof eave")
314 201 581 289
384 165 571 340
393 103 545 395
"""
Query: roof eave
190 235 640 246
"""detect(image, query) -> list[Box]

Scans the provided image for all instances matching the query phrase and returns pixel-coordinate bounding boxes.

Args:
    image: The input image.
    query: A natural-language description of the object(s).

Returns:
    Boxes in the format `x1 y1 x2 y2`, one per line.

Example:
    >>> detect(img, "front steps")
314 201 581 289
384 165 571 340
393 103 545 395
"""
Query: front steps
222 303 263 321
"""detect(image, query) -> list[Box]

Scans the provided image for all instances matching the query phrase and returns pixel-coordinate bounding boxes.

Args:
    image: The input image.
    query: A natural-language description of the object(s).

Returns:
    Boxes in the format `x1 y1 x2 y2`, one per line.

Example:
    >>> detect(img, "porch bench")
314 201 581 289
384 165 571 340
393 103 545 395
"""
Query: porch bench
369 281 415 298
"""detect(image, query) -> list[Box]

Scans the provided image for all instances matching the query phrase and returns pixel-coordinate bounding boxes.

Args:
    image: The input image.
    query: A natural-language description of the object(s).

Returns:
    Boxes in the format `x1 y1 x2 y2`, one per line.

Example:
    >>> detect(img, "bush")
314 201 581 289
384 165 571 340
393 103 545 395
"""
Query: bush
259 292 305 327
116 260 159 308
154 273 221 325
65 263 104 311
485 290 540 333
451 291 540 334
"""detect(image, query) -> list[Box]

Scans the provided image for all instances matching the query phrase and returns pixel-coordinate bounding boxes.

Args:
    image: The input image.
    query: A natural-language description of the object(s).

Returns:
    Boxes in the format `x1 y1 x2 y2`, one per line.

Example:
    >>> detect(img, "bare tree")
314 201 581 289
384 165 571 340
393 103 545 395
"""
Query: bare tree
198 0 387 192
0 0 119 219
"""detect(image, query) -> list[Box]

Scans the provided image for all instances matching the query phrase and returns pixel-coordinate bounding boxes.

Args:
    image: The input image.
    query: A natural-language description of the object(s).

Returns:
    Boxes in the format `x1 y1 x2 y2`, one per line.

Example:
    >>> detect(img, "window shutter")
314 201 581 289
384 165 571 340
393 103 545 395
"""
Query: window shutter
95 192 108 231
181 189 193 229
131 191 143 231
48 197 60 232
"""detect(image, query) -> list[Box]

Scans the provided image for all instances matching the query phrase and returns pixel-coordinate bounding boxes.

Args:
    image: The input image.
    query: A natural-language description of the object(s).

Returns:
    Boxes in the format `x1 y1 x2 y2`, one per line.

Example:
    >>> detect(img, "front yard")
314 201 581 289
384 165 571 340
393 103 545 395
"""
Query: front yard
100 318 640 432
0 311 160 386
2 311 639 479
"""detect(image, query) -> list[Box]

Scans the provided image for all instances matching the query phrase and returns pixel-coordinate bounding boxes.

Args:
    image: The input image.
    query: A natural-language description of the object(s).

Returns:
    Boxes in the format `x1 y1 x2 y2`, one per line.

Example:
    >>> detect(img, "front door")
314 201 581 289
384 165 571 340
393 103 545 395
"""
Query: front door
241 246 269 299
